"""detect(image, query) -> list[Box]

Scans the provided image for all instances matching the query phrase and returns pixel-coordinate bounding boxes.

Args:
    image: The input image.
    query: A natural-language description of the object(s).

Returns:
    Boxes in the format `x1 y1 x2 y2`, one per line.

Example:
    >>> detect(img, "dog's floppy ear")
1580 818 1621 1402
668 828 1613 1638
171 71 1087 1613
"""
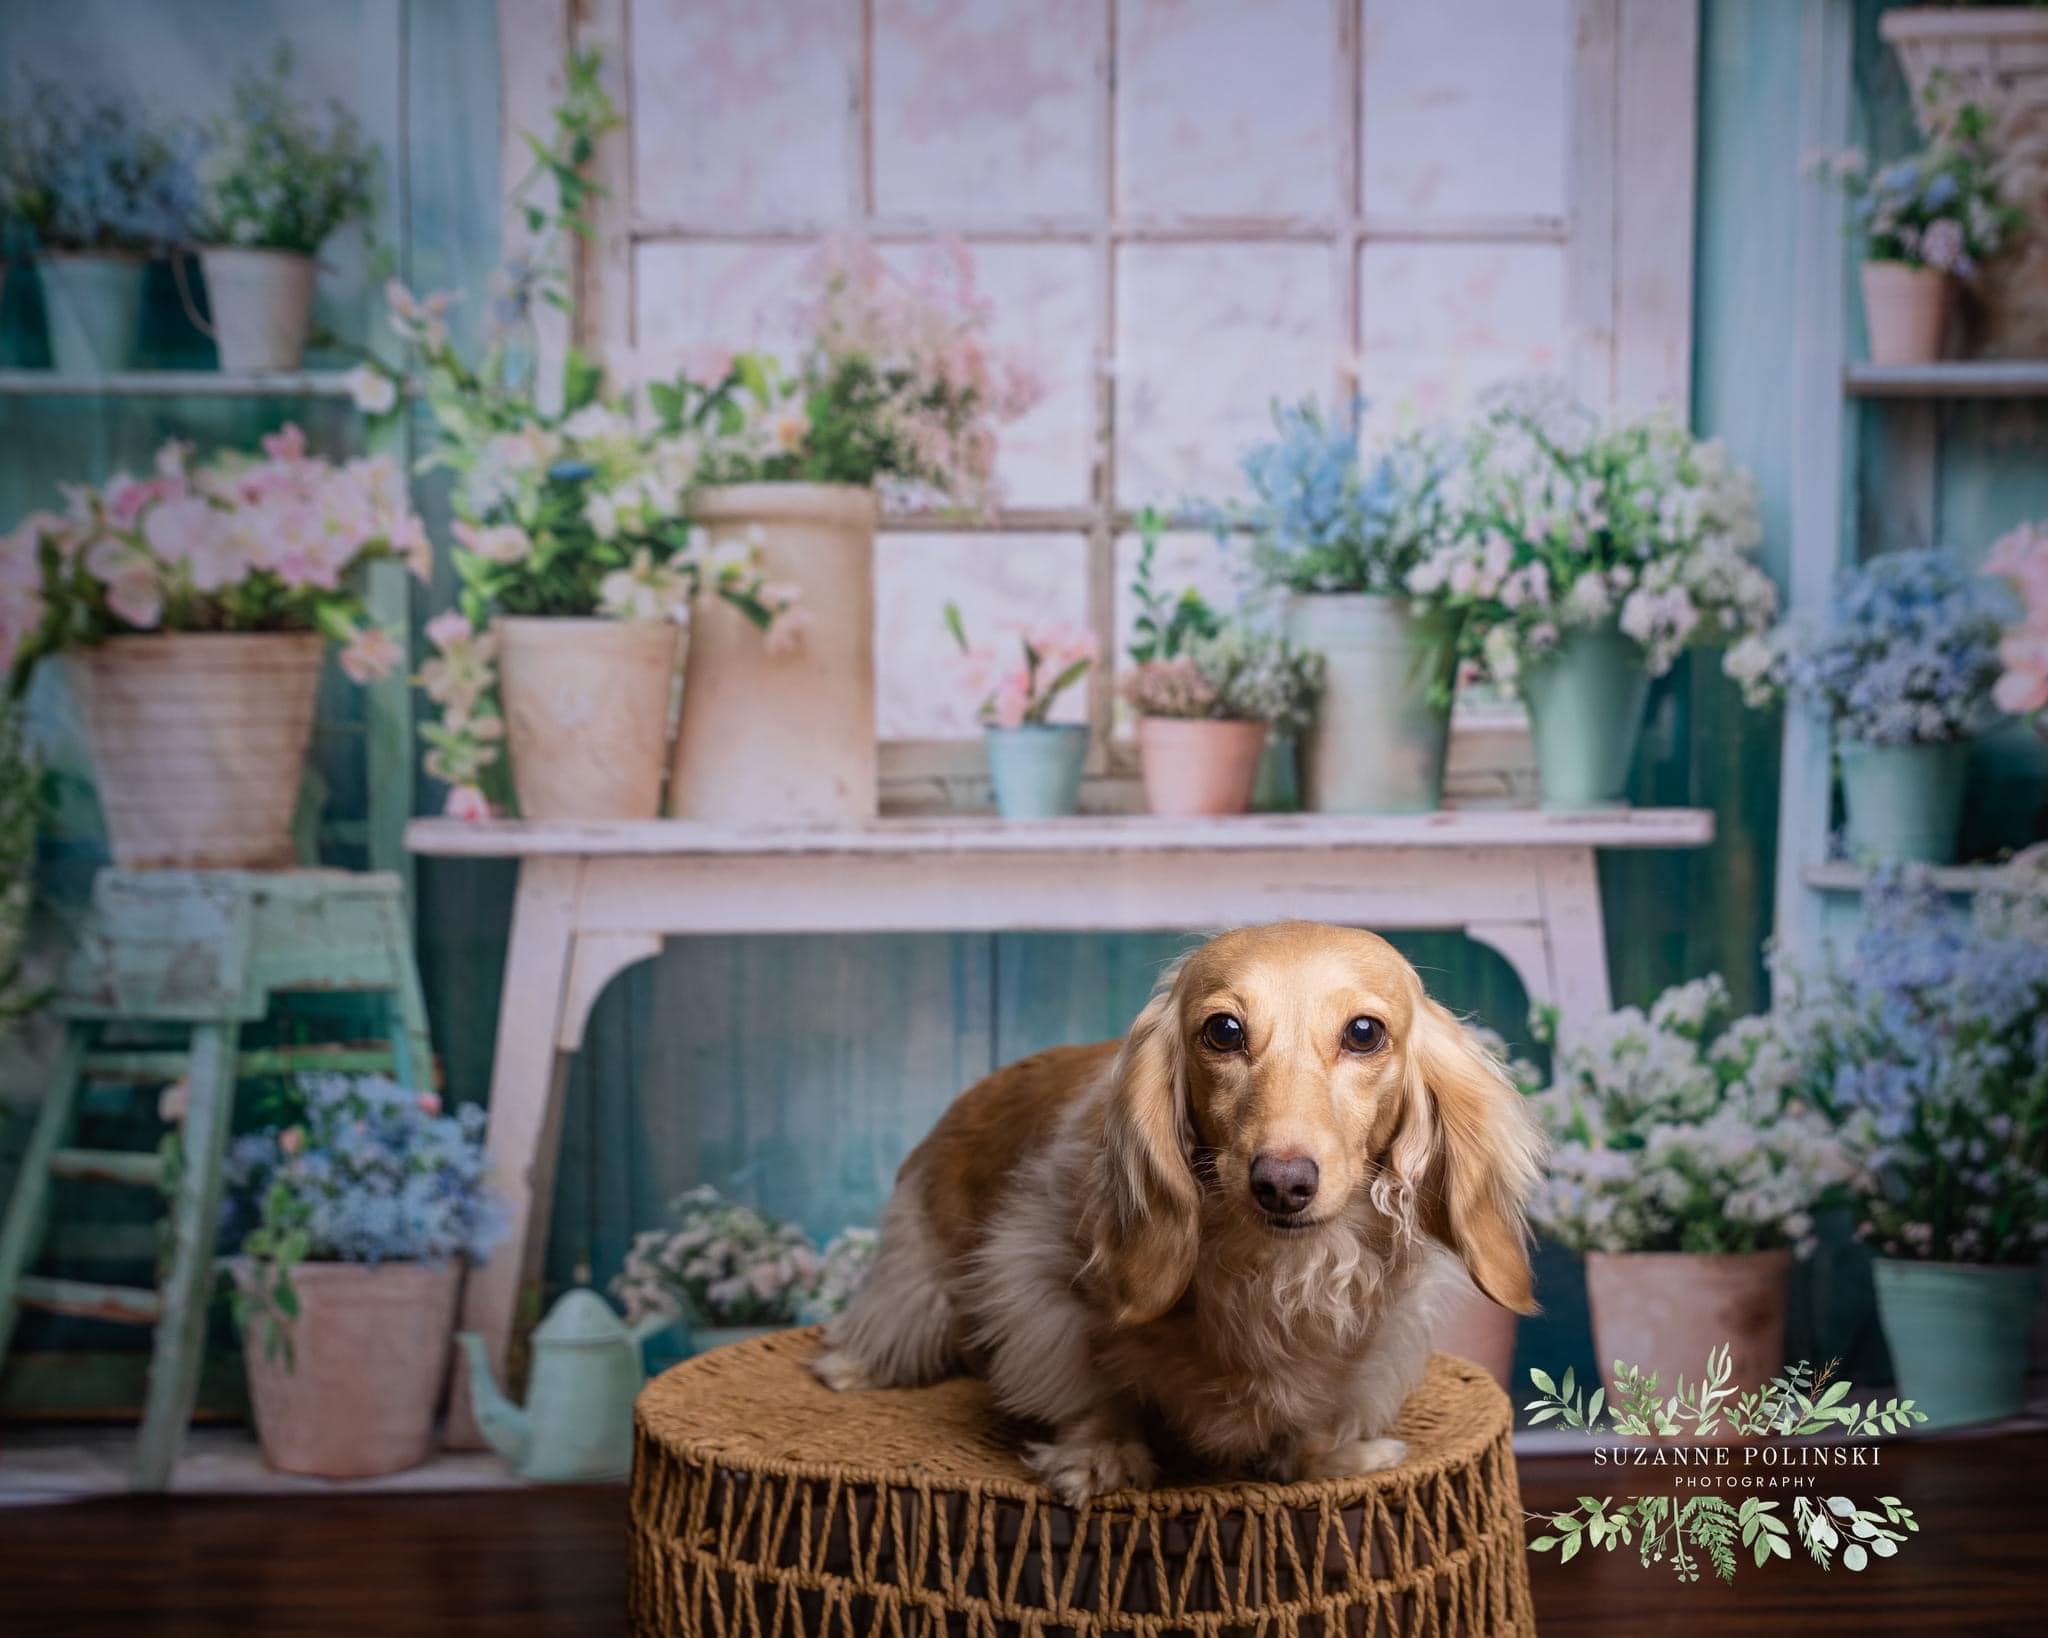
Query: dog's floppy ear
1084 967 1199 1327
1399 999 1544 1316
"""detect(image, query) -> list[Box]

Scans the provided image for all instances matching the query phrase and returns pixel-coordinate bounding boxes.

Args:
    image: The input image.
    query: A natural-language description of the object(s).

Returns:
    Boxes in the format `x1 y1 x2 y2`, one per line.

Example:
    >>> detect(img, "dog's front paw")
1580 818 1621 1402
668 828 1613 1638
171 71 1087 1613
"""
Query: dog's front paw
1302 1437 1408 1479
809 1348 877 1392
1026 1431 1156 1507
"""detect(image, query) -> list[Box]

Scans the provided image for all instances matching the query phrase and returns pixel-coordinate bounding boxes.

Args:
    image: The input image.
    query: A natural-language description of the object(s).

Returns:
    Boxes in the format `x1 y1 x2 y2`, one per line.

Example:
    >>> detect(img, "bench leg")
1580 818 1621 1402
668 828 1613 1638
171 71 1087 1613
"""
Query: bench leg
1538 848 1613 1040
132 1022 239 1491
448 857 581 1448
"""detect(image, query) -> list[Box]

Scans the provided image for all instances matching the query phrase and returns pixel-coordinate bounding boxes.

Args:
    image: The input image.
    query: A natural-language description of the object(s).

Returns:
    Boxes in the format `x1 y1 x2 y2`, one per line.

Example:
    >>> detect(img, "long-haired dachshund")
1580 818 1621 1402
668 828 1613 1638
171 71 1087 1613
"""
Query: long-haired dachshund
813 921 1544 1503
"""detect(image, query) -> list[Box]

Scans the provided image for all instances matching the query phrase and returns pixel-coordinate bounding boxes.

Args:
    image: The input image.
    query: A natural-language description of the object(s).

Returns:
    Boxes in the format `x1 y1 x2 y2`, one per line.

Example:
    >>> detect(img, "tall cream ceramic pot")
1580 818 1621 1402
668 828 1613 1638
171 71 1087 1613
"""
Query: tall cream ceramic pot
496 617 681 821
1286 593 1458 814
70 632 324 870
1585 1249 1792 1409
671 483 878 825
239 1260 462 1479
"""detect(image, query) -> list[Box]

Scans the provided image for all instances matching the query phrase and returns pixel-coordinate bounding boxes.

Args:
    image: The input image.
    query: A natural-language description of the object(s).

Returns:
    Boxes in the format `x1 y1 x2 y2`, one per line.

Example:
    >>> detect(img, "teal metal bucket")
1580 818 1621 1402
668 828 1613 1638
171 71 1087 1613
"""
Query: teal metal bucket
1838 739 1969 864
1286 593 1458 814
985 723 1087 819
1872 1258 2038 1429
1520 623 1652 809
1251 729 1301 813
39 253 147 374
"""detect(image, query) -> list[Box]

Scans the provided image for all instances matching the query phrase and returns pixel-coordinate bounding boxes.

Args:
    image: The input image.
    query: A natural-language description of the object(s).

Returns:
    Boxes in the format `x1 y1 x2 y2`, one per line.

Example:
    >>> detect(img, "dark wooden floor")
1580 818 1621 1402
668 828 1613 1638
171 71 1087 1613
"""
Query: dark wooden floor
3 1436 2042 1636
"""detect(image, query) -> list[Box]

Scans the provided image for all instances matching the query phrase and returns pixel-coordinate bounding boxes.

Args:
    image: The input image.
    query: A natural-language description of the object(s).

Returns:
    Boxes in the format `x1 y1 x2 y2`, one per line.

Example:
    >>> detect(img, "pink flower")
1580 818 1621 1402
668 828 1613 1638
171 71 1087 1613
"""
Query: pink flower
417 1091 443 1116
105 473 181 530
445 784 493 822
279 1126 305 1157
391 513 433 581
105 567 165 630
679 345 734 389
260 424 309 464
452 520 532 564
157 1080 189 1124
764 604 816 657
339 625 403 684
424 609 474 652
988 670 1033 729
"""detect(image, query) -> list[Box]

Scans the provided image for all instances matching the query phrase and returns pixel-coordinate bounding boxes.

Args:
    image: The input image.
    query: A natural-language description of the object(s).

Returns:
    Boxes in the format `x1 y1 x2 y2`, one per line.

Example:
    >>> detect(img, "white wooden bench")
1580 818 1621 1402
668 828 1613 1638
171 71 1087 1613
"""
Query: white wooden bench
406 808 1713 1442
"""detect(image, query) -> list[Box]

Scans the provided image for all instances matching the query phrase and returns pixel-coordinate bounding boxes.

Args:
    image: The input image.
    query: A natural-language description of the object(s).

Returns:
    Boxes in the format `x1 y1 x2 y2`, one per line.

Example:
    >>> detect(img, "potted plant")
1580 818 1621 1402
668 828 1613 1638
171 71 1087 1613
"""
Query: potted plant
367 58 797 823
1121 633 1323 819
1736 548 2007 864
1222 403 1466 814
217 1074 503 1479
611 1186 876 1364
1986 519 2048 732
1814 106 2023 365
1435 379 1777 809
670 238 1043 825
943 602 1095 819
1783 861 2048 1428
5 78 200 373
193 48 377 373
1883 6 2048 356
3 427 420 868
1529 976 1856 1407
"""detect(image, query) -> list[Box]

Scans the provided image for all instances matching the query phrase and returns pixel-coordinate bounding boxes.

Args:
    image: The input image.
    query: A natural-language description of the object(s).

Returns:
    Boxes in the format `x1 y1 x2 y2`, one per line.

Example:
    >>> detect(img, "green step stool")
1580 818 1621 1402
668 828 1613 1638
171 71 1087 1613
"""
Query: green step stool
0 869 433 1490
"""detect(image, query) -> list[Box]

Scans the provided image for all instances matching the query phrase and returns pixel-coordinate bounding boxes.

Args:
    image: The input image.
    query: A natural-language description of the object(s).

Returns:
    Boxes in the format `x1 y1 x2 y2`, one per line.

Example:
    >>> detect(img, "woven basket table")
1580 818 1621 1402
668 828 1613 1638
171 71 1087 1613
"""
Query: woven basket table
629 1328 1535 1637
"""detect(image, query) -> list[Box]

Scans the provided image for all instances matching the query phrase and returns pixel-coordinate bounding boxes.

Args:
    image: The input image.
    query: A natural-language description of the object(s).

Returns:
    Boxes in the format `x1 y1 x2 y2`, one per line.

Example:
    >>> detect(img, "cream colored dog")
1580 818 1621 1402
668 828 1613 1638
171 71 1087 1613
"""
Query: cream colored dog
813 920 1542 1504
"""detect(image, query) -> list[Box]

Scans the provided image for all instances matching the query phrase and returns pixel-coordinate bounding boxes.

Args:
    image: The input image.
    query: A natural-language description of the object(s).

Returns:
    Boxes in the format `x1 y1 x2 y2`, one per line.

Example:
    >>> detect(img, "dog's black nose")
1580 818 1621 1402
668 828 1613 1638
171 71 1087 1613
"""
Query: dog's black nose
1249 1152 1319 1216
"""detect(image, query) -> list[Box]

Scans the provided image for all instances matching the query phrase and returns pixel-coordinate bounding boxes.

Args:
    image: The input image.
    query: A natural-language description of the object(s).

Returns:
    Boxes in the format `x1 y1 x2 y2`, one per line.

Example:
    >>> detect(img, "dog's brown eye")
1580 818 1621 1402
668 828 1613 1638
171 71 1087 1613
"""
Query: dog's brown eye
1199 1013 1247 1053
1342 1016 1387 1054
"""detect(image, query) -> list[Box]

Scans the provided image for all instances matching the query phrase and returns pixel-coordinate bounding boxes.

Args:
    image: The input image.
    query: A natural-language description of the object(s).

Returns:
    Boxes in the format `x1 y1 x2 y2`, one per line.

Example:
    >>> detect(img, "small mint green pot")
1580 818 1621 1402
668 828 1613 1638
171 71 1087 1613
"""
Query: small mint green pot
1838 739 1969 864
985 723 1087 819
38 252 148 374
1520 622 1652 809
1872 1258 2038 1430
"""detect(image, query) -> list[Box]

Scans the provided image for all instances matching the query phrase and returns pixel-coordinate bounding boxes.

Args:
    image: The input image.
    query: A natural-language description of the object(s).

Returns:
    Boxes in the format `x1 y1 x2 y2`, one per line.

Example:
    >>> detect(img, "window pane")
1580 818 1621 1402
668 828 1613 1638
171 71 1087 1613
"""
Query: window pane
1360 0 1572 220
876 534 1091 738
1358 242 1566 438
1117 243 1336 506
630 0 854 225
633 241 813 376
873 0 1100 217
1117 0 1337 217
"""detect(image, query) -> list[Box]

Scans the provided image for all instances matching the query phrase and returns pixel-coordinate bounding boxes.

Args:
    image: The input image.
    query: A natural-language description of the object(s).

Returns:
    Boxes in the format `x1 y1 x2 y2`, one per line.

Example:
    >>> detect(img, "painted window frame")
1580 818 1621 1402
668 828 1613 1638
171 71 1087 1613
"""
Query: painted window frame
499 0 1700 811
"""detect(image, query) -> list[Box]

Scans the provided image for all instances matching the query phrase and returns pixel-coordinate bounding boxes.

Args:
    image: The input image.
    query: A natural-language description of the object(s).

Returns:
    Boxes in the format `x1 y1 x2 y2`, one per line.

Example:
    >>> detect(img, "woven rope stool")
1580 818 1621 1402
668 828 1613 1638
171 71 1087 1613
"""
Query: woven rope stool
630 1329 1535 1637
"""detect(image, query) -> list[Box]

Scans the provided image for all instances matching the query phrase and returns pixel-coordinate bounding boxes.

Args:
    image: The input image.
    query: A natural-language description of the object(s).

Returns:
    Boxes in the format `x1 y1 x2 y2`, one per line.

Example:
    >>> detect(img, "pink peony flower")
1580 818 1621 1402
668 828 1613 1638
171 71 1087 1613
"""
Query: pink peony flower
339 625 403 684
445 784 493 822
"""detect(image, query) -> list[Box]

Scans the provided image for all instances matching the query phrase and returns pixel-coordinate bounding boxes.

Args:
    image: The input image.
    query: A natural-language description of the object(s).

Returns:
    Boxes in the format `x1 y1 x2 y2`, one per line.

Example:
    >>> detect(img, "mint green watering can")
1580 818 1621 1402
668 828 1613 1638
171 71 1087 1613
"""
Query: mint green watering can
458 1290 671 1481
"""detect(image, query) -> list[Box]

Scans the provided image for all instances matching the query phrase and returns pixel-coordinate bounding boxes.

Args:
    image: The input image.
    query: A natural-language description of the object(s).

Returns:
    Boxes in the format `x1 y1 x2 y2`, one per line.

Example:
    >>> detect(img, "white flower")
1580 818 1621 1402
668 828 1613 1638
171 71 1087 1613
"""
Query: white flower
342 365 398 416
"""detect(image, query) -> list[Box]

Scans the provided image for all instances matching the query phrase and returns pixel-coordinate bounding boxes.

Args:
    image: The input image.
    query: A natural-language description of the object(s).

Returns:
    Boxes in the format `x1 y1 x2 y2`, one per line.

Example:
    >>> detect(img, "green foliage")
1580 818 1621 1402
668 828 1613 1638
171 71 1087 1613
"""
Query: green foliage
199 46 378 254
1525 1347 1929 1441
1126 510 1223 664
1532 1490 1912 1584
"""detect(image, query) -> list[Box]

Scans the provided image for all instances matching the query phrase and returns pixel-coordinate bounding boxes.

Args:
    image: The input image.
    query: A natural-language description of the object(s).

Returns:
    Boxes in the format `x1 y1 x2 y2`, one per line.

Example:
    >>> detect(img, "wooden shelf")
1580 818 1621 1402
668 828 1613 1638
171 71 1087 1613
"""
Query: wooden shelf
407 807 1716 860
1804 859 2013 894
1844 360 2048 399
0 369 357 399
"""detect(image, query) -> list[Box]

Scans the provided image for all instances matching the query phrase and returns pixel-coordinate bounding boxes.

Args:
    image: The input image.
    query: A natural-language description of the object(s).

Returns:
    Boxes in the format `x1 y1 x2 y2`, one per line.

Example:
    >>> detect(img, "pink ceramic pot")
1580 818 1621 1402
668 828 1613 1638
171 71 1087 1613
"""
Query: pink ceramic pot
1861 261 1952 365
1135 717 1267 817
1585 1249 1792 1412
1433 1278 1519 1392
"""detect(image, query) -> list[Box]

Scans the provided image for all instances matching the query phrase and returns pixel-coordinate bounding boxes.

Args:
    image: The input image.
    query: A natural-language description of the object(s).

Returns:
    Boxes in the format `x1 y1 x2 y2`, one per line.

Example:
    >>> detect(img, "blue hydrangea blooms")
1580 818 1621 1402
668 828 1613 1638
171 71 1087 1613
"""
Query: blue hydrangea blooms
221 1074 502 1267
1776 858 2048 1264
1744 548 2009 744
1 77 202 252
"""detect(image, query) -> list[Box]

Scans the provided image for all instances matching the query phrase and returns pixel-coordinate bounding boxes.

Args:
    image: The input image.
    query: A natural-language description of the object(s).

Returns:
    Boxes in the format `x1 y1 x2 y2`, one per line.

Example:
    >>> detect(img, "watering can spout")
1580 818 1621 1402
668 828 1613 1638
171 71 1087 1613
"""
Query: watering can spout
629 1309 675 1349
457 1330 531 1469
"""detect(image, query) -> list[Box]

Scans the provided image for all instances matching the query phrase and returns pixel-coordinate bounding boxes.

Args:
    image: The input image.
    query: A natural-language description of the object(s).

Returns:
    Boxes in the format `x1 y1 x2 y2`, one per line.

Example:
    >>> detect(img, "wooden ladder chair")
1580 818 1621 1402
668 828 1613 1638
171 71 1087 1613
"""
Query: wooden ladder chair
0 870 433 1490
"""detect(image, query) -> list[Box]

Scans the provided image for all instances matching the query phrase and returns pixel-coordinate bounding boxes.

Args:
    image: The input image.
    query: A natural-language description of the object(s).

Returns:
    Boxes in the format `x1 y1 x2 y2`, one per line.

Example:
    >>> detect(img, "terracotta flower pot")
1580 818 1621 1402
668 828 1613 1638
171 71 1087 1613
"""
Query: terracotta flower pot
671 483 878 825
1585 1249 1792 1409
1433 1278 1519 1393
496 616 681 821
1861 261 1953 365
1134 717 1267 817
69 631 324 870
199 247 317 374
239 1260 462 1479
